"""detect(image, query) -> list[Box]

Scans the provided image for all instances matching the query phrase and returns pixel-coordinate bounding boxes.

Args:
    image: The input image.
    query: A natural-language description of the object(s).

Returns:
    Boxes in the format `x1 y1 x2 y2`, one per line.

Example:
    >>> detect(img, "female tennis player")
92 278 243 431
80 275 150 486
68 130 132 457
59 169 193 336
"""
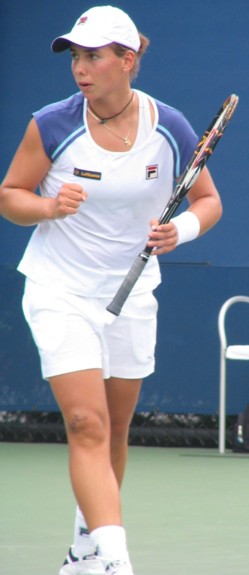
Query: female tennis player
0 5 222 575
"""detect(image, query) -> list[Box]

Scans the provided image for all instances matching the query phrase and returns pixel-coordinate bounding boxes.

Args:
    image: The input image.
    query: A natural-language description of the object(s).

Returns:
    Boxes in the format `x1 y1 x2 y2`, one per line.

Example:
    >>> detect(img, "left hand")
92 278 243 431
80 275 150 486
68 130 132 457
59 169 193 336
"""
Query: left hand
147 219 178 255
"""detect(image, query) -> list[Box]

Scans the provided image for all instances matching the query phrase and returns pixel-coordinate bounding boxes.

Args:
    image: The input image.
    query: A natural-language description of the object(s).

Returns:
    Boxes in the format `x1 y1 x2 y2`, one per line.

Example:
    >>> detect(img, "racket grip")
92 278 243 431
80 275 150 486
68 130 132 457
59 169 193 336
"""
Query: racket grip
106 254 148 316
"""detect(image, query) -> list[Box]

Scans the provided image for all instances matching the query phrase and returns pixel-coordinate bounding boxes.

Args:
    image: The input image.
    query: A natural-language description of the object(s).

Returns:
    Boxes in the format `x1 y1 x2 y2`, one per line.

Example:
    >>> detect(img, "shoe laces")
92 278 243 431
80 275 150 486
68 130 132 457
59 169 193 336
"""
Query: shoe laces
105 561 131 574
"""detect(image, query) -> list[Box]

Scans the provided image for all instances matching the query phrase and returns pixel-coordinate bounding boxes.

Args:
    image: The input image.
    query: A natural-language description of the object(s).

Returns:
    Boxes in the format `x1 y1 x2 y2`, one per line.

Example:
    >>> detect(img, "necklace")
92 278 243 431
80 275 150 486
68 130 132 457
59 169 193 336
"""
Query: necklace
88 91 134 124
101 120 132 146
87 95 134 146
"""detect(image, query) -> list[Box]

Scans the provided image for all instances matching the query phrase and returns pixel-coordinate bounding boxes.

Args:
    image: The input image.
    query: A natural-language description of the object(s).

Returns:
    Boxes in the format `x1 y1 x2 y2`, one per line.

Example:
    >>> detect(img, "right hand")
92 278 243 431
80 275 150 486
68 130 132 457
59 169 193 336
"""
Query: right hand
49 183 88 219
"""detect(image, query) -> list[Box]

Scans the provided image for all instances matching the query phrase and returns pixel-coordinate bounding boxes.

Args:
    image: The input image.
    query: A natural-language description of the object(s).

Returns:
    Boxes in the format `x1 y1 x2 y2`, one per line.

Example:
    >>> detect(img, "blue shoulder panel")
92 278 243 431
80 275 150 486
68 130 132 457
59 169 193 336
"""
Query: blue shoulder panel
155 99 198 179
33 92 86 162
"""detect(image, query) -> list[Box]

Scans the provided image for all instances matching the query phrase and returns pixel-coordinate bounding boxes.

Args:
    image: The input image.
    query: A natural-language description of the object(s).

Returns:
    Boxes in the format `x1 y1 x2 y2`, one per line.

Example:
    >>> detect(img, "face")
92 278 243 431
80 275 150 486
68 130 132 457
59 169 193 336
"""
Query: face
70 44 132 100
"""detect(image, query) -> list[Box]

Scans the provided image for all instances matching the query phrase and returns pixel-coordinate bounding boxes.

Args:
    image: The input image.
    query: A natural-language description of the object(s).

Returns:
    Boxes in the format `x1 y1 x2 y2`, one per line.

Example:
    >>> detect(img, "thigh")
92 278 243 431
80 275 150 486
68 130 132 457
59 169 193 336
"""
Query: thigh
105 377 142 429
49 369 109 426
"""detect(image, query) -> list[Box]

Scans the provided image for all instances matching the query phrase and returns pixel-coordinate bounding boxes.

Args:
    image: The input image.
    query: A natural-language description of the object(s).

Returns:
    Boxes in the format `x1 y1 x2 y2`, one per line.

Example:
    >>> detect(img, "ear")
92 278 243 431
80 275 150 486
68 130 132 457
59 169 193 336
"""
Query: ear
123 49 136 73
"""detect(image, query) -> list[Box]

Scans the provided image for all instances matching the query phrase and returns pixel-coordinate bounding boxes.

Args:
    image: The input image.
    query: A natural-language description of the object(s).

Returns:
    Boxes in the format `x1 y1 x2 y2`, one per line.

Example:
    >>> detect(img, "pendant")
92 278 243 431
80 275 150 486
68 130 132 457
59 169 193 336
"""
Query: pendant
124 137 131 146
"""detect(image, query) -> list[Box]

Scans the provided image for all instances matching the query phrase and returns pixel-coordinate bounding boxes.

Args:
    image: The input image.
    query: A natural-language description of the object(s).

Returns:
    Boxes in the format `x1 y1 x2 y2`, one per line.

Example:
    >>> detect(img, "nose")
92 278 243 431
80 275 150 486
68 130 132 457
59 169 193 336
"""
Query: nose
72 57 88 76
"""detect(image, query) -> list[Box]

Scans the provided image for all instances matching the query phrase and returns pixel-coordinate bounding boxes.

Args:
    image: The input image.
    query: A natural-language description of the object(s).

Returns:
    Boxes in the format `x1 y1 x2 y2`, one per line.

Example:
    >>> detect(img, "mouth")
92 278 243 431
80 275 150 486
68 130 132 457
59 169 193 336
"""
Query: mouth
78 82 93 91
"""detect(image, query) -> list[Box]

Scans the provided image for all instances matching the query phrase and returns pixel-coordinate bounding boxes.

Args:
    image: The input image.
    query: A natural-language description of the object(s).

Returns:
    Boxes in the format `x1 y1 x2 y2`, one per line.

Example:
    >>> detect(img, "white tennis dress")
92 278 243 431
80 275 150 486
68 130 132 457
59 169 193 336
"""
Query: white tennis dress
18 89 198 297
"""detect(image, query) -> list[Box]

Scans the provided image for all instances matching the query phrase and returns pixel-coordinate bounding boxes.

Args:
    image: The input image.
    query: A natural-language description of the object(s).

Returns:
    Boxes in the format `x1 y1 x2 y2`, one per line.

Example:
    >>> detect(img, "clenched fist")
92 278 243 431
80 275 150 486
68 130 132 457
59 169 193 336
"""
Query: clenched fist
49 183 88 219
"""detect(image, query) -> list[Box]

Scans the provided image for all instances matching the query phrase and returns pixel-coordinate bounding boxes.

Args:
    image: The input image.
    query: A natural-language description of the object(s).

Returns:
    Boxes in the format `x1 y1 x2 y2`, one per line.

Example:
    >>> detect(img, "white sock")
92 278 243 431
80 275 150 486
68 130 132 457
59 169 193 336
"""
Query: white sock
73 506 96 557
90 525 131 566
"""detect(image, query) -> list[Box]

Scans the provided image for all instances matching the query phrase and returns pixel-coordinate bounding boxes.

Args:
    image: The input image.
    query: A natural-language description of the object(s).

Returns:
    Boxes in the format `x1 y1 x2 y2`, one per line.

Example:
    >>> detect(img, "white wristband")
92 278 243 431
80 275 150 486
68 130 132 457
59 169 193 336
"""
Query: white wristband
171 211 200 246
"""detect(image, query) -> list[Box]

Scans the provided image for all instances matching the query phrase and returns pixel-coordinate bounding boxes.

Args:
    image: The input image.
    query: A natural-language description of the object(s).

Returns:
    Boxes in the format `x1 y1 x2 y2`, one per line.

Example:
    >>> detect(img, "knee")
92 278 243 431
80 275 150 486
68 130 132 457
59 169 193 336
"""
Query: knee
65 408 109 447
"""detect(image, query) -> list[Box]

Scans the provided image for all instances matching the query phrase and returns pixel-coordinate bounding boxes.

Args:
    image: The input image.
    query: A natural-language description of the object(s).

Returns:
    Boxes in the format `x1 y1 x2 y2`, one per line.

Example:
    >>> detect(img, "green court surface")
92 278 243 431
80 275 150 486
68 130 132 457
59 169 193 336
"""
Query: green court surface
0 443 249 575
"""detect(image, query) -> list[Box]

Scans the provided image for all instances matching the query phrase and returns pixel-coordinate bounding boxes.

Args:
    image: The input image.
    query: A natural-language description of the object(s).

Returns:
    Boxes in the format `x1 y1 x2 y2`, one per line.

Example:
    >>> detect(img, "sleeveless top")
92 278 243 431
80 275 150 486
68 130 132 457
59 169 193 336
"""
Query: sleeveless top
18 89 198 297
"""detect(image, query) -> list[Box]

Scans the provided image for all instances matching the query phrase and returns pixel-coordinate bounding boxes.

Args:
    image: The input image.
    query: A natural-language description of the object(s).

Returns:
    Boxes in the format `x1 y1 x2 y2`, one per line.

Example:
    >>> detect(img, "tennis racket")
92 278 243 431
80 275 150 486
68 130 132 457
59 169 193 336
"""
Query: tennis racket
106 93 239 319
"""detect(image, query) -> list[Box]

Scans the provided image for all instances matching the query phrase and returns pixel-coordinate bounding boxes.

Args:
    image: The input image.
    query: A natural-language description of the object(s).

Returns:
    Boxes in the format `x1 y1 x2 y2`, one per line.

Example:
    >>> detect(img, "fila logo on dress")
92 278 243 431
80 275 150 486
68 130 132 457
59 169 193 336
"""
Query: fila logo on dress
146 164 158 179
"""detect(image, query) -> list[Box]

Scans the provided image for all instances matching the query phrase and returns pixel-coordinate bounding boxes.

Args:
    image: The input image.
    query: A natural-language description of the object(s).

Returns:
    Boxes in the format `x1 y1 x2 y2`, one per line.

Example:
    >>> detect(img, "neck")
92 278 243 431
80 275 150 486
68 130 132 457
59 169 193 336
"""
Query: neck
88 91 134 124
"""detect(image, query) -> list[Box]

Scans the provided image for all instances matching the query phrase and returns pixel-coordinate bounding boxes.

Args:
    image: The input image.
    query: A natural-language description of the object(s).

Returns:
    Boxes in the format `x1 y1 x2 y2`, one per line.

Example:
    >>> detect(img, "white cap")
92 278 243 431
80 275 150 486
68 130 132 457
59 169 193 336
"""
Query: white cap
52 5 140 53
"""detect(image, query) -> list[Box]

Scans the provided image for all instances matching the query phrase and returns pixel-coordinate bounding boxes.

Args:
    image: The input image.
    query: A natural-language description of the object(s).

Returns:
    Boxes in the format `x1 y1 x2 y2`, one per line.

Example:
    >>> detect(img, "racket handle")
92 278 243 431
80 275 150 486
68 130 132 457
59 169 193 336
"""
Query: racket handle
106 252 149 316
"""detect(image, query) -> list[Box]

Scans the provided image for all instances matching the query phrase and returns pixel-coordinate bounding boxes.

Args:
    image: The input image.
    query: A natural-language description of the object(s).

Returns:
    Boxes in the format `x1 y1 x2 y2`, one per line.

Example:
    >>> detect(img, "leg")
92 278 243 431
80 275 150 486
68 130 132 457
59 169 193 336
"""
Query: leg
49 369 121 531
22 282 143 573
104 292 157 487
70 376 142 565
105 377 142 486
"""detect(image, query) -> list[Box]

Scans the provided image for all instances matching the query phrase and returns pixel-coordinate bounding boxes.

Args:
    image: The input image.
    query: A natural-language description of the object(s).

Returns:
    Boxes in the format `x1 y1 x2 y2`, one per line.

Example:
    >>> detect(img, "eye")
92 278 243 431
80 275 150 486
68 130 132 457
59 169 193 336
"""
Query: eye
70 50 79 61
87 51 100 60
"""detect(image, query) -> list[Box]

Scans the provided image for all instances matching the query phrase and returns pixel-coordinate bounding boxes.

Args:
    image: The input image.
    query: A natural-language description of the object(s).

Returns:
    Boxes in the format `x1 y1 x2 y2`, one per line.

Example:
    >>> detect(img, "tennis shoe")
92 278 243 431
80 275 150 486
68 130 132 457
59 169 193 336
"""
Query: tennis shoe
105 561 134 575
59 546 105 575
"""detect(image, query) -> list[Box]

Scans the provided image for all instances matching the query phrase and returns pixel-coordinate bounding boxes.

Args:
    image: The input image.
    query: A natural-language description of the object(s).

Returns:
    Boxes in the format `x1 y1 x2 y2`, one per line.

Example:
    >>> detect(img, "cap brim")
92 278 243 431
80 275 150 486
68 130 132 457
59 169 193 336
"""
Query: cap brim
52 35 75 52
51 31 111 53
52 29 139 53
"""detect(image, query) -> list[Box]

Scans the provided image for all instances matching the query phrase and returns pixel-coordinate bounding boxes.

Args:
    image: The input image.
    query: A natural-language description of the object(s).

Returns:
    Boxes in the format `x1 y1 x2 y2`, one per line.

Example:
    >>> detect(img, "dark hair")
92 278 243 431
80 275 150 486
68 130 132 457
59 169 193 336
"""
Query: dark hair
110 32 150 81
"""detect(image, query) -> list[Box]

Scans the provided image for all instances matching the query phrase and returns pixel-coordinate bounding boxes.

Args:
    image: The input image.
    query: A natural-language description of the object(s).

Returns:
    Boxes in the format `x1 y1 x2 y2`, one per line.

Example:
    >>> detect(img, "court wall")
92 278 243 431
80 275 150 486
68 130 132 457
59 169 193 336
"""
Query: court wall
0 0 248 415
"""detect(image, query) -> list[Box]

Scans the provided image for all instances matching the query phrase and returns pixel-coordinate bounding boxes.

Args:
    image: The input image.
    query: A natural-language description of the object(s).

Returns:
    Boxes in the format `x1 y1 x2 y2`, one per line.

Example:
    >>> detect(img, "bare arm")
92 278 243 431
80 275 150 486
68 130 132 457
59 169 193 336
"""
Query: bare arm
0 118 87 226
184 166 223 234
148 166 223 255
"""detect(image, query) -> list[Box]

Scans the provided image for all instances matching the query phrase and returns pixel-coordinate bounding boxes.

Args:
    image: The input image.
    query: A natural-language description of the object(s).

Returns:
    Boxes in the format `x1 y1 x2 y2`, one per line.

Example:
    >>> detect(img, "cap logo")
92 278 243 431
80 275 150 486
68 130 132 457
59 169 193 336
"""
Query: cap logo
78 17 88 25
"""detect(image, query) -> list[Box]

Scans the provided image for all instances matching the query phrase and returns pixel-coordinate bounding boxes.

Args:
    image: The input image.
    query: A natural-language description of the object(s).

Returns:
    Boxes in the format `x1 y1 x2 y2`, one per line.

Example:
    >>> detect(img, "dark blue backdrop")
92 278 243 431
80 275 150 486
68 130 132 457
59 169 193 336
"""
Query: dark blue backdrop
0 0 248 414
